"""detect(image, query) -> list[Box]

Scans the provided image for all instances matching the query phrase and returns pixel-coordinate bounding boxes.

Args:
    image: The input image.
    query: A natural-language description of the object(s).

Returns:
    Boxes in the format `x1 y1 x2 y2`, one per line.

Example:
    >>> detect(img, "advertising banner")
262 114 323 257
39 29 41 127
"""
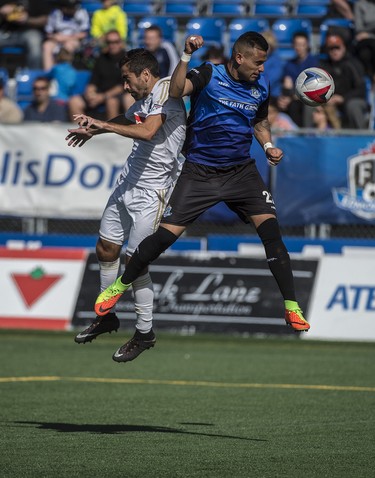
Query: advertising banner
304 254 375 341
0 124 131 218
0 124 270 222
73 252 318 334
274 136 375 226
0 247 87 330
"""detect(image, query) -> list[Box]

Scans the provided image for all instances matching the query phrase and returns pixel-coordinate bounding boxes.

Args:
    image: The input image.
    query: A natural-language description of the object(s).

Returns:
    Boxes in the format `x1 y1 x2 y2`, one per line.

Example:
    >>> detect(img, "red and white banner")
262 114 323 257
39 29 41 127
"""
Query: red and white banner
0 124 133 219
0 247 87 330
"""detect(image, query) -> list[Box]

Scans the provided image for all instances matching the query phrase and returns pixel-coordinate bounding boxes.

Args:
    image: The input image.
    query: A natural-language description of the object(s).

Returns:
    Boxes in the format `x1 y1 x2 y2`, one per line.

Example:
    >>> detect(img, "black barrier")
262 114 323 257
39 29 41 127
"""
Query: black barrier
73 253 318 335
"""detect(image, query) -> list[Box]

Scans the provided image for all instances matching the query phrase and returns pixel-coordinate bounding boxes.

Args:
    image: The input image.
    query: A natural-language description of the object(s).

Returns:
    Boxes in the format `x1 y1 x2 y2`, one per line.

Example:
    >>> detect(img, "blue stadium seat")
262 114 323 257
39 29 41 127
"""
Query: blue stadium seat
80 1 102 15
164 0 199 16
253 0 290 17
137 16 178 44
210 0 247 16
272 18 313 47
123 1 155 16
294 0 330 17
0 67 8 84
186 17 226 46
228 18 270 45
319 18 355 47
15 68 45 109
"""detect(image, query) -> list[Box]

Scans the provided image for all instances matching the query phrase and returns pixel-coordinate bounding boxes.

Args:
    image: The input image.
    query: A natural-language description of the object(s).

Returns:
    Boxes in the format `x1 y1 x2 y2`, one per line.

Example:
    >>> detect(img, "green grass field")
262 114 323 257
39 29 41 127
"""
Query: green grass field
1 329 374 478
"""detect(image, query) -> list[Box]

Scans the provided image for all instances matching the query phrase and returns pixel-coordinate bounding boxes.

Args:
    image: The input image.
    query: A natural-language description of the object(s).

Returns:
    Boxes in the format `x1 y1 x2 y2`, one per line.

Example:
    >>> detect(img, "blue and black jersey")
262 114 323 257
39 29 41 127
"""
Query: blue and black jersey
185 62 270 167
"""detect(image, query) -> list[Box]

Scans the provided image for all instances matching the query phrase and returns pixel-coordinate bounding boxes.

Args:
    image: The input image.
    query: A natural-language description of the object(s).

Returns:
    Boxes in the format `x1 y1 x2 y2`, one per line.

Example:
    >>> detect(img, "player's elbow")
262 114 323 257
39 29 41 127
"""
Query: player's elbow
142 129 157 141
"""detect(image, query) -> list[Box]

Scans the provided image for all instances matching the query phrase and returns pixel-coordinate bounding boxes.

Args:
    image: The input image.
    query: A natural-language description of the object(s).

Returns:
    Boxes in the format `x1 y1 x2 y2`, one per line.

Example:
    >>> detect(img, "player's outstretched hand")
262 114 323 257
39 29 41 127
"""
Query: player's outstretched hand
65 127 93 148
184 34 204 54
73 114 105 130
265 147 283 167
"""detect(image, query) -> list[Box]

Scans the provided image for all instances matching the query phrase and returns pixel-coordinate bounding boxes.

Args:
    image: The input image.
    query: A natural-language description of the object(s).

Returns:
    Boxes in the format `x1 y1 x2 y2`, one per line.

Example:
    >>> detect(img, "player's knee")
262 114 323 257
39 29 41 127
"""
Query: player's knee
96 238 121 262
138 227 178 263
256 217 281 246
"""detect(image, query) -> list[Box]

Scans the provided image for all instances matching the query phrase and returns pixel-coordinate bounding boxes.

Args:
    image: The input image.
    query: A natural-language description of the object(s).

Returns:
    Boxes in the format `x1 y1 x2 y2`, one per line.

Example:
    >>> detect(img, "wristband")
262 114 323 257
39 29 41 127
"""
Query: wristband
263 142 274 152
181 52 192 62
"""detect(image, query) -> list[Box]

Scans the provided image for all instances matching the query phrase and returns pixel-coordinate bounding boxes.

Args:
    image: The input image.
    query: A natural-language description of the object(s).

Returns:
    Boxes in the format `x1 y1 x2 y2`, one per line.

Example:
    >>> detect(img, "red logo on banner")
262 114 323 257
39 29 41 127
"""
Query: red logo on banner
12 267 62 308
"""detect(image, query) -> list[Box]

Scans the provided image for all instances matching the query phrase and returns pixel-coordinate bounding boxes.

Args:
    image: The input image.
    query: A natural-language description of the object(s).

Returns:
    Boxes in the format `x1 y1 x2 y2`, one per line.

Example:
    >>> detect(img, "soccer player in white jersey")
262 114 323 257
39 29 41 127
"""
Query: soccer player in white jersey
65 48 186 361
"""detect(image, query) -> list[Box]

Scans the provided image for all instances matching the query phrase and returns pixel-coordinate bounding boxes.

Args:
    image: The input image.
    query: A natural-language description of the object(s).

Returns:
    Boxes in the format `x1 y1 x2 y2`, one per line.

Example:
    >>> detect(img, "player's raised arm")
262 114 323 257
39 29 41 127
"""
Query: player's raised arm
169 34 204 98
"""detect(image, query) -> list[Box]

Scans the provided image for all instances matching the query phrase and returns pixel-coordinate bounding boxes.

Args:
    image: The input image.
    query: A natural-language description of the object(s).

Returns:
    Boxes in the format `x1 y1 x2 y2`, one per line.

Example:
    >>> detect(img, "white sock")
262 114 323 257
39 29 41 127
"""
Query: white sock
132 272 154 334
98 259 120 292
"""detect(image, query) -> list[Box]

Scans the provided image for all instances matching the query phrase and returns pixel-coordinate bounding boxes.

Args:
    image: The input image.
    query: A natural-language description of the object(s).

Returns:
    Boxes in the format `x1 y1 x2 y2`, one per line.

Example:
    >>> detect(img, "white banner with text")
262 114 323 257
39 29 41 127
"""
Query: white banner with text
0 124 132 218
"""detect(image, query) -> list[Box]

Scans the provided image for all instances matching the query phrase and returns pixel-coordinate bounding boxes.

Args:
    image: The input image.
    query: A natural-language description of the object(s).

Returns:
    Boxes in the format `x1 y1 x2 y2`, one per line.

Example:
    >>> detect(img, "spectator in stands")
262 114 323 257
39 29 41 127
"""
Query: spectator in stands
142 25 179 78
277 32 318 127
262 30 285 99
200 44 227 64
312 105 335 130
46 47 77 104
0 77 23 123
354 0 375 84
327 0 354 20
268 97 298 132
43 0 90 70
68 29 130 120
319 32 369 129
90 0 128 45
23 76 68 122
0 0 52 69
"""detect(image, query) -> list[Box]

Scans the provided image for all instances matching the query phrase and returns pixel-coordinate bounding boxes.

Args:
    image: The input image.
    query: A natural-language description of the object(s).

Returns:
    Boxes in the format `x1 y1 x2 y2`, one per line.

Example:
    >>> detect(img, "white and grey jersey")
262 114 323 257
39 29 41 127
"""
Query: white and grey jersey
121 77 187 188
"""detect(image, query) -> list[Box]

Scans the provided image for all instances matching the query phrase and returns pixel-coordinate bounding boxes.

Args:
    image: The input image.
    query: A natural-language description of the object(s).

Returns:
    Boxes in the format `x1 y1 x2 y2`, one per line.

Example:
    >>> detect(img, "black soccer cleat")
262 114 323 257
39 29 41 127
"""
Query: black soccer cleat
112 330 156 363
74 313 120 344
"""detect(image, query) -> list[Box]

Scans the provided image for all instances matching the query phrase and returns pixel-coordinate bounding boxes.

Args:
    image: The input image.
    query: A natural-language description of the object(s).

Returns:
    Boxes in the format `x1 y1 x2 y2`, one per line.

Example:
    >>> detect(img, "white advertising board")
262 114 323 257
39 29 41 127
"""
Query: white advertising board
0 248 87 330
0 124 132 218
304 255 375 341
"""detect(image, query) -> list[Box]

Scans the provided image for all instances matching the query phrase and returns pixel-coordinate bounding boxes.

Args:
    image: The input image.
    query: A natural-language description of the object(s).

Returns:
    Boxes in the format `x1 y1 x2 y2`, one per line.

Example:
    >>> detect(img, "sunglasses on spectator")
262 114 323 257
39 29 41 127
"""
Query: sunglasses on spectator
33 86 48 90
327 45 343 51
107 39 121 44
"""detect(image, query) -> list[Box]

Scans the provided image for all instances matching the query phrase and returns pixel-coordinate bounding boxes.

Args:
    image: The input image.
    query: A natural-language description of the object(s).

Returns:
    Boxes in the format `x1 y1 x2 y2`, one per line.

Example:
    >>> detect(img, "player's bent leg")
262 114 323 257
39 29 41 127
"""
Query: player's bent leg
75 240 122 343
255 216 310 332
95 226 182 317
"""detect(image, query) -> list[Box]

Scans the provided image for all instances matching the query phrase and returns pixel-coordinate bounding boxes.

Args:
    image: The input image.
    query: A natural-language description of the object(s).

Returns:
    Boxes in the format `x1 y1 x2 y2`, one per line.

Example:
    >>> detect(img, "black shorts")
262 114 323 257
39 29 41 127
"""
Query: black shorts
162 160 277 226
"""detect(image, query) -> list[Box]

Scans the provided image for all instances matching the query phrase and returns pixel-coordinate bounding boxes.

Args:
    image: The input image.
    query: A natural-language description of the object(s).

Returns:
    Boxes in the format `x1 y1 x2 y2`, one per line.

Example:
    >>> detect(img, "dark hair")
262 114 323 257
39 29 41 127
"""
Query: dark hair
118 48 159 77
33 76 50 86
144 25 163 37
233 31 269 55
292 31 310 42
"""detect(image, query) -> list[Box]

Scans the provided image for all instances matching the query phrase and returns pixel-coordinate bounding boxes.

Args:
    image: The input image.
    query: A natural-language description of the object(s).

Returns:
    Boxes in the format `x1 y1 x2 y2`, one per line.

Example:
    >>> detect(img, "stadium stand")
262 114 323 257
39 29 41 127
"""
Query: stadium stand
137 16 178 44
209 0 249 16
294 0 330 17
163 0 200 16
253 0 291 17
123 0 155 16
15 68 45 109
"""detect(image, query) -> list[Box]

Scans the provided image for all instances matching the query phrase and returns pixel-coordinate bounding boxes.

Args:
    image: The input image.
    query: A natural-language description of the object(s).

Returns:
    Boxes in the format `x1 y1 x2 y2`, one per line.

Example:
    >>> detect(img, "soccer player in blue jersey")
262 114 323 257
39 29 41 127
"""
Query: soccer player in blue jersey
95 31 310 362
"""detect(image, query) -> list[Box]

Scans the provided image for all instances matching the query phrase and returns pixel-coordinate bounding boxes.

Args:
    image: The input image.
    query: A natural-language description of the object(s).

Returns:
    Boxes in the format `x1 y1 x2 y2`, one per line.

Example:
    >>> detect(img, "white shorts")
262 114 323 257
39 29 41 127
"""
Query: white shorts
99 176 173 256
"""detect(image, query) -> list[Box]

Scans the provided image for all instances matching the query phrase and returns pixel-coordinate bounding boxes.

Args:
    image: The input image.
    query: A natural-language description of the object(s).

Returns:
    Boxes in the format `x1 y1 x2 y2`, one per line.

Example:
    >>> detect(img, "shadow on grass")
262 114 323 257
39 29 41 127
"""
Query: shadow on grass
13 421 266 442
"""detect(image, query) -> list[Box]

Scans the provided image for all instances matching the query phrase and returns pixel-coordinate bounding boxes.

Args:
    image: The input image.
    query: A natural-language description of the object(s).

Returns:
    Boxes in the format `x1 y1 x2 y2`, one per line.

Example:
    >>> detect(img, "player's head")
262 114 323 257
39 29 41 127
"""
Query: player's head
230 31 268 82
143 25 163 52
119 48 160 100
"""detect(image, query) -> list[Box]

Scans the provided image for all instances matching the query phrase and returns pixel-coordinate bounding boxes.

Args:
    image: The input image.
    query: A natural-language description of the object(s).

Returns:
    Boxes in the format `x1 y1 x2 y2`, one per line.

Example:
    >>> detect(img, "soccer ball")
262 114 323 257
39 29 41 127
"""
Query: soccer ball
295 67 335 107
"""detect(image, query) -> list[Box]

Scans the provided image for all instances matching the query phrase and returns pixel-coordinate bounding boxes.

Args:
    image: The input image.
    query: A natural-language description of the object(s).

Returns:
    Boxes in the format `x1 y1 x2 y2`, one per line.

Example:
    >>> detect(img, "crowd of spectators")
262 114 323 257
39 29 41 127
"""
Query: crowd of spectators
0 0 374 129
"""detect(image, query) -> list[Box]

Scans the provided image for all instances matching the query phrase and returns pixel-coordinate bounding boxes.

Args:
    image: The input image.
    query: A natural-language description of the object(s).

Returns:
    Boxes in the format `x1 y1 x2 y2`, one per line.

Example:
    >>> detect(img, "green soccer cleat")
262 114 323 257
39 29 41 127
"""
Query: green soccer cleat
95 276 130 316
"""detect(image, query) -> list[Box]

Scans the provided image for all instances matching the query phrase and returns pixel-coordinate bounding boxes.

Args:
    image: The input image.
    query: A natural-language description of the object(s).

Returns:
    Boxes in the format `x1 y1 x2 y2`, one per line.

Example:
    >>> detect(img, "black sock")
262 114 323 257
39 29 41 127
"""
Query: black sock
121 227 178 284
257 218 296 301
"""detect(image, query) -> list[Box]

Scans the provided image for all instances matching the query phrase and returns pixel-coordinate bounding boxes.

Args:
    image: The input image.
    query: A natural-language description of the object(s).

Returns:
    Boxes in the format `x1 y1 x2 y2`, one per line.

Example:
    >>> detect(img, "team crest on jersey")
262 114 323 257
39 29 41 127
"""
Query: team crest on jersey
332 141 375 220
250 87 261 99
134 113 146 124
163 206 172 217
